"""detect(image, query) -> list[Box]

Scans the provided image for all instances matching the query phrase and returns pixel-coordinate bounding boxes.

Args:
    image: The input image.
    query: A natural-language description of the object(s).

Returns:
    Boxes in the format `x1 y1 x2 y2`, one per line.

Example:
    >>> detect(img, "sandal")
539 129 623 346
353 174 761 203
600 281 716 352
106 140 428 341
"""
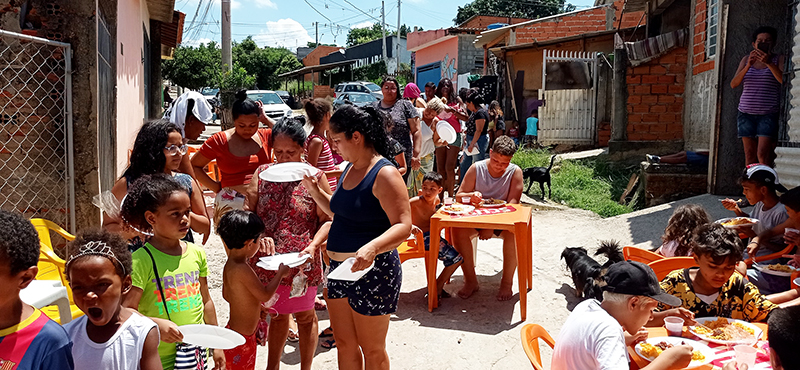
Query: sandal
287 328 299 342
319 327 334 338
320 338 336 349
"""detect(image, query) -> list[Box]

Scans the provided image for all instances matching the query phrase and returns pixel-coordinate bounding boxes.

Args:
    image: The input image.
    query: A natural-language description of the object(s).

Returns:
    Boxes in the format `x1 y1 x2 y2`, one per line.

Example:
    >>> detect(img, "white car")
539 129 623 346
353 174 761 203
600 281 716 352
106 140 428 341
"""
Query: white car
246 90 292 122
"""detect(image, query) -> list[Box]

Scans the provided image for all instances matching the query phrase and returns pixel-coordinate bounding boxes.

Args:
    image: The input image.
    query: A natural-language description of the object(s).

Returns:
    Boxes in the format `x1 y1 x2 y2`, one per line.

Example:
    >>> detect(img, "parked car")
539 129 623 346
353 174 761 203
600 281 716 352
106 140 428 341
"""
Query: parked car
274 90 296 109
246 90 292 122
334 81 383 100
333 92 380 110
200 87 219 99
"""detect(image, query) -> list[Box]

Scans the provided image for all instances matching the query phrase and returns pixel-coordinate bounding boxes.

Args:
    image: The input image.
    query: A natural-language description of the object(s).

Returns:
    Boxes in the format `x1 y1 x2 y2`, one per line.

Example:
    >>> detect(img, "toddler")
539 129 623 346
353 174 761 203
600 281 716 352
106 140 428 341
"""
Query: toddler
655 204 710 257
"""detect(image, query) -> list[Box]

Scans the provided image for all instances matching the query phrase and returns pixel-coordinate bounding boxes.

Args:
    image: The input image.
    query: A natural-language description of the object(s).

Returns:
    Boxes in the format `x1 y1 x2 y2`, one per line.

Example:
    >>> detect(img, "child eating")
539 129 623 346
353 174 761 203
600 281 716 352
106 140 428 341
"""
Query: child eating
652 223 777 324
410 172 463 298
218 210 289 370
63 229 161 369
120 173 225 369
0 210 74 369
655 204 711 257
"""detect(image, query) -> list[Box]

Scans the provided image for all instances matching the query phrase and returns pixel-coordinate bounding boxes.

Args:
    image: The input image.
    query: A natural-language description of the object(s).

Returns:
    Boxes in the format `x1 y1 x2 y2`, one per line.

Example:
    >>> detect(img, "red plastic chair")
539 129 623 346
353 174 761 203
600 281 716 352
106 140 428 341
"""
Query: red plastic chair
623 246 665 264
520 324 556 370
648 257 698 281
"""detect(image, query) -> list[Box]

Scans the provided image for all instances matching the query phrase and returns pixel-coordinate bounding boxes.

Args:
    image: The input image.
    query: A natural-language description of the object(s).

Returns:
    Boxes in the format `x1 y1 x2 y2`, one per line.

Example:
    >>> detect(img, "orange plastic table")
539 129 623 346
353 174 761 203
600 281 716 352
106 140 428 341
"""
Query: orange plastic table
428 204 533 320
628 324 769 370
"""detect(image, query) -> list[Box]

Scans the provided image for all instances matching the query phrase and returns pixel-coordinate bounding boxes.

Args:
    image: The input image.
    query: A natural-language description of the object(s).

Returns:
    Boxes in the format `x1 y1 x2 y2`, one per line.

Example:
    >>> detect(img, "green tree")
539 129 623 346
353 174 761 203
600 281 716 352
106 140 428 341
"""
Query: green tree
233 37 302 90
453 0 576 25
345 23 418 47
307 42 337 48
162 41 221 90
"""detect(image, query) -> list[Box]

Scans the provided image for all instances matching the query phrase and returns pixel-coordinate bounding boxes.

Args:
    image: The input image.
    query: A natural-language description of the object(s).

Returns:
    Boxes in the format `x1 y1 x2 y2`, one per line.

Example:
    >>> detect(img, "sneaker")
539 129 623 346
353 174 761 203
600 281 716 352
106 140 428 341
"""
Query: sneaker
646 154 661 164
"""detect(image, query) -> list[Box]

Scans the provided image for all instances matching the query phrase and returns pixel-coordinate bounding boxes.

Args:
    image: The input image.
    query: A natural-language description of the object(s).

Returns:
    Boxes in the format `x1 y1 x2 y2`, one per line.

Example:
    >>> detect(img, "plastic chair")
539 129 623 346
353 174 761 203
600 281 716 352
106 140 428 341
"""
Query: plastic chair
30 218 75 250
744 244 797 267
623 246 665 264
29 219 83 323
398 229 426 263
520 324 556 370
648 257 698 281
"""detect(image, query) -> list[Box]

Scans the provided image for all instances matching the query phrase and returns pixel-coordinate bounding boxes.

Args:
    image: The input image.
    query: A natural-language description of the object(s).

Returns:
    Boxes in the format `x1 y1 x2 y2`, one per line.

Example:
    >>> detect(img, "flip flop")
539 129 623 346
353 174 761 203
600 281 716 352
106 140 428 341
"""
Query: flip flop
319 327 334 338
320 338 336 349
287 328 299 342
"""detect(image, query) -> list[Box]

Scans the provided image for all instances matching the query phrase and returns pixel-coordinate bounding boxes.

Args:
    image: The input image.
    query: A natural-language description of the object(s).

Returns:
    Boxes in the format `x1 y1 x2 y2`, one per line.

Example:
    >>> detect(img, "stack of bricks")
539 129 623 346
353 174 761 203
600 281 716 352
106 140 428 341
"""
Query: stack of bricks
625 46 688 141
598 121 611 146
692 0 714 75
514 0 643 44
313 85 334 99
642 163 708 206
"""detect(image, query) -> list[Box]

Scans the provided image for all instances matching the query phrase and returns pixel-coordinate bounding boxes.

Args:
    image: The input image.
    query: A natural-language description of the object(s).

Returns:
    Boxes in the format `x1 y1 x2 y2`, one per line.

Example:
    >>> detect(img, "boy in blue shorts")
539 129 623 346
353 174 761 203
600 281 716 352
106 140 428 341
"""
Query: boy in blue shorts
410 172 463 298
0 210 74 369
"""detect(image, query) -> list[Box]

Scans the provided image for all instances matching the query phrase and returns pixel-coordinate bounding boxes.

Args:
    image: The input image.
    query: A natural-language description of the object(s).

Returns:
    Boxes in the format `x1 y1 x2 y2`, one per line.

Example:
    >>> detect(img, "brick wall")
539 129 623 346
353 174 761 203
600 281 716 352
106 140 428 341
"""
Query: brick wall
642 163 708 206
313 85 334 98
625 46 688 141
692 0 714 75
514 1 643 44
598 121 611 146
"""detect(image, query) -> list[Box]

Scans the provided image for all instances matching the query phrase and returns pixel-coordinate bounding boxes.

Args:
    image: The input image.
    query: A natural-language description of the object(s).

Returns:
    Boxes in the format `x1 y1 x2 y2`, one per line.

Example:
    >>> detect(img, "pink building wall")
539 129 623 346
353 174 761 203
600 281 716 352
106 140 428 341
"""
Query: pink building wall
414 37 459 84
116 0 148 175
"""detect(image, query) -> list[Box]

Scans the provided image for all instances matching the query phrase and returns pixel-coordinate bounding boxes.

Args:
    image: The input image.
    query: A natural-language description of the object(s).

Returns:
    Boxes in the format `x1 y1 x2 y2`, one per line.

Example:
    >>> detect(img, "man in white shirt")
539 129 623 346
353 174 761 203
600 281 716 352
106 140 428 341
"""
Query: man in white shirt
551 261 693 370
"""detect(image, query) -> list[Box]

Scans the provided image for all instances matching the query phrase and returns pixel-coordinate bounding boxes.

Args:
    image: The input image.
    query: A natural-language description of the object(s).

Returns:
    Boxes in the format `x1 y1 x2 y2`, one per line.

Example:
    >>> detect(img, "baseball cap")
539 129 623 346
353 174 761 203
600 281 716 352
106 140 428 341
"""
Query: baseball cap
602 261 681 306
743 164 789 193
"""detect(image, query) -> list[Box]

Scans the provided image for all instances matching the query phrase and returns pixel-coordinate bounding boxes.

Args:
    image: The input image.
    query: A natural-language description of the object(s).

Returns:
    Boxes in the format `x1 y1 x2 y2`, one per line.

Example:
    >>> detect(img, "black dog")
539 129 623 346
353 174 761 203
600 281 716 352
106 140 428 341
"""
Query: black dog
560 241 624 301
523 155 556 198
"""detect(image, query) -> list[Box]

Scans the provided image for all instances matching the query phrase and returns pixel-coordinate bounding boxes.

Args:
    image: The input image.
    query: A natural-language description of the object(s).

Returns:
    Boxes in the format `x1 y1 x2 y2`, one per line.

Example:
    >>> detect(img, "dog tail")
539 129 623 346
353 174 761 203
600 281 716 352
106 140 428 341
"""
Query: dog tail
547 155 557 171
595 240 624 264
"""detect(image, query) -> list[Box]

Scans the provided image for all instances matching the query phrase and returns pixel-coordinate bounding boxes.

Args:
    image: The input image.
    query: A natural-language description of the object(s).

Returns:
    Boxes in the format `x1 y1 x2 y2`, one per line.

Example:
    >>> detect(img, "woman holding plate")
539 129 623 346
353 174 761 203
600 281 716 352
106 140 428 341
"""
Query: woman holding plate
244 117 332 370
407 96 449 196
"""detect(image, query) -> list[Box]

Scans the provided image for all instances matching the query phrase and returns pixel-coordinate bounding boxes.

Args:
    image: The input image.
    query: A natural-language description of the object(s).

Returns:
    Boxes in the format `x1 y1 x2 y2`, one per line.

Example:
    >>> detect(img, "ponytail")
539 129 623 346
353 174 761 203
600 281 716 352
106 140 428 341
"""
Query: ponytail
330 105 393 159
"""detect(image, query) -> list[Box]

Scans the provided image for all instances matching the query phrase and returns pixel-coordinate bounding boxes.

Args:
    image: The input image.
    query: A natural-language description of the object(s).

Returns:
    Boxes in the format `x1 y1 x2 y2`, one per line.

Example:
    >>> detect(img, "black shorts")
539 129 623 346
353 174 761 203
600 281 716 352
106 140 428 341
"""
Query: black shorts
327 249 402 316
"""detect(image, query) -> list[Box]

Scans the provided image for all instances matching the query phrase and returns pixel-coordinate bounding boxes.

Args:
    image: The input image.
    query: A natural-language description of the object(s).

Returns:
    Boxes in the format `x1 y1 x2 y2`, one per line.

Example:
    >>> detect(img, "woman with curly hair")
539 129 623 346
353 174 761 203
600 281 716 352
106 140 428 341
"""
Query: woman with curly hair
103 119 209 247
434 78 468 196
373 76 421 179
655 204 711 257
302 105 411 370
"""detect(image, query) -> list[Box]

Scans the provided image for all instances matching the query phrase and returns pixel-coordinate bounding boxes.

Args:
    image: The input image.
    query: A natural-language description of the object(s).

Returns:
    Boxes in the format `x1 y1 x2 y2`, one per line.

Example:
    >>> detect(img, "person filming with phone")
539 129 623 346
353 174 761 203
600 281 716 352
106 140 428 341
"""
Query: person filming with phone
731 26 784 167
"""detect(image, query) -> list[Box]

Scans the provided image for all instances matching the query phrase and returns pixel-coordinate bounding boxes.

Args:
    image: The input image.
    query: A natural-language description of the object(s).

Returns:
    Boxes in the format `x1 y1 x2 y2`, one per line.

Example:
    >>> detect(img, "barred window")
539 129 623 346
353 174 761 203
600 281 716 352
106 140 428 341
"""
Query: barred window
706 0 719 58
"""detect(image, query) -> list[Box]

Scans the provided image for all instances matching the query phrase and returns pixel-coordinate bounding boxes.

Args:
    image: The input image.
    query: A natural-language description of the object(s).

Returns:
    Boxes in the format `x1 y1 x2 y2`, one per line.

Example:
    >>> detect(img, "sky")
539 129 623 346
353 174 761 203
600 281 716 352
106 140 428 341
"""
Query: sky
176 0 598 51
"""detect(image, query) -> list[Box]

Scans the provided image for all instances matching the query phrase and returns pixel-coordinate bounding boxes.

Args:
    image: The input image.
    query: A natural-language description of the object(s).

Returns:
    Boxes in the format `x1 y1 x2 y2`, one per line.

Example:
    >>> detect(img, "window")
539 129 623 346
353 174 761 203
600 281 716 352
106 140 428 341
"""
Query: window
474 56 484 70
706 0 719 58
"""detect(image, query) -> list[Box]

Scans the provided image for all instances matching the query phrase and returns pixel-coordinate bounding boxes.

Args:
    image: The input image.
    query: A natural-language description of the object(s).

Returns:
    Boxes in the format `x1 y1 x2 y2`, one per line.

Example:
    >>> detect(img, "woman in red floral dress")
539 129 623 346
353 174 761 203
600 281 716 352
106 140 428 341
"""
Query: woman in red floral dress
245 117 332 370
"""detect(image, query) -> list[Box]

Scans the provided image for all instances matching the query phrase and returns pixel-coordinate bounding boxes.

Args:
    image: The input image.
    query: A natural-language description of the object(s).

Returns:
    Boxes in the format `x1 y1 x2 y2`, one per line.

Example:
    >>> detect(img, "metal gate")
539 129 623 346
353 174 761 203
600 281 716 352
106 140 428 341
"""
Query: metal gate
538 50 599 145
0 30 75 232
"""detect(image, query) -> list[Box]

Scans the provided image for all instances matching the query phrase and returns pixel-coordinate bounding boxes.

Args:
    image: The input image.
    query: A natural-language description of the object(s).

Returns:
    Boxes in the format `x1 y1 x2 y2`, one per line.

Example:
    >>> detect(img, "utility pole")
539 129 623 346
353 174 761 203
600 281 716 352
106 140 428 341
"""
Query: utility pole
395 0 401 71
221 0 232 71
315 22 319 46
381 1 387 63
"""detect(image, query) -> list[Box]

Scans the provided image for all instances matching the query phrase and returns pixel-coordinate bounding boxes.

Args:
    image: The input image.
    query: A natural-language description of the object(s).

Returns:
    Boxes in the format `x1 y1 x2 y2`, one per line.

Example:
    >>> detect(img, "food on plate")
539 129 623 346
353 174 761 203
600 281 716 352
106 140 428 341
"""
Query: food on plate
721 217 754 227
442 205 469 213
639 342 705 361
692 318 755 341
482 198 505 205
764 264 795 273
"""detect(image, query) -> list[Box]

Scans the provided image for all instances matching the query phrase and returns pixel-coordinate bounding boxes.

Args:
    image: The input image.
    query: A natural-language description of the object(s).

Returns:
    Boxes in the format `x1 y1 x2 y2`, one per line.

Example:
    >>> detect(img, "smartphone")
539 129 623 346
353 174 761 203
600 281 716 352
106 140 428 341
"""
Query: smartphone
757 42 770 53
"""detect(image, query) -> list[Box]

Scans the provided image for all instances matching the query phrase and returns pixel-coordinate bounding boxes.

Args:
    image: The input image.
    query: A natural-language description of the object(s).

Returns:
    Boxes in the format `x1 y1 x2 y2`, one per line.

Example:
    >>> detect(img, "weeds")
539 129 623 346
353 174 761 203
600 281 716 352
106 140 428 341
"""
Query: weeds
512 149 639 218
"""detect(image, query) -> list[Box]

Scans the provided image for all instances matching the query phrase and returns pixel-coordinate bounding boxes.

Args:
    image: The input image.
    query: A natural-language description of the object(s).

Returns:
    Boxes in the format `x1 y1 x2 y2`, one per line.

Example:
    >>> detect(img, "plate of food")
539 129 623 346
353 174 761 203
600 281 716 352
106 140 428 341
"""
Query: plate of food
715 217 759 229
688 317 762 345
753 262 800 277
480 198 507 208
635 337 713 369
441 204 475 215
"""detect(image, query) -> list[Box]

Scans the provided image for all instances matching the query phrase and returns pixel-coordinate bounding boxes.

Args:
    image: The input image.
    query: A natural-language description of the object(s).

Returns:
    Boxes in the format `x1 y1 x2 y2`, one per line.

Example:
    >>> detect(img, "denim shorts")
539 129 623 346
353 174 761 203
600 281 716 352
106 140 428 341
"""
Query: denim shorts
422 232 463 267
737 111 779 138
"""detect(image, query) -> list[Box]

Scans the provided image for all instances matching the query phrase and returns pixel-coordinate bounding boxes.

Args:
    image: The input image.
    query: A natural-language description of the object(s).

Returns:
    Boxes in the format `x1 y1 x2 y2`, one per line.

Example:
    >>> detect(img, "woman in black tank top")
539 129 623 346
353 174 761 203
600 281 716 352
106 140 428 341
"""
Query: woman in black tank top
302 105 411 370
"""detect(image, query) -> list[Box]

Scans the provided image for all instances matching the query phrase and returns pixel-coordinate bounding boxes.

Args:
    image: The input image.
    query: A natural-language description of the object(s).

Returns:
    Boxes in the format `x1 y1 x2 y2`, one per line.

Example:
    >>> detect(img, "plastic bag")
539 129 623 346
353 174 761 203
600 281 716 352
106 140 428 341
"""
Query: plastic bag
92 190 121 219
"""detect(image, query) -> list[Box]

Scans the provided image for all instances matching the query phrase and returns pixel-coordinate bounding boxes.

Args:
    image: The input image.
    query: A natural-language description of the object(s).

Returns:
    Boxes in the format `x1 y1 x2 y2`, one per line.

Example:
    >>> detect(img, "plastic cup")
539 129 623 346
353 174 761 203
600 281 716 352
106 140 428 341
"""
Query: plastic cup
664 317 684 337
785 228 799 236
444 197 454 206
461 196 471 204
734 345 757 368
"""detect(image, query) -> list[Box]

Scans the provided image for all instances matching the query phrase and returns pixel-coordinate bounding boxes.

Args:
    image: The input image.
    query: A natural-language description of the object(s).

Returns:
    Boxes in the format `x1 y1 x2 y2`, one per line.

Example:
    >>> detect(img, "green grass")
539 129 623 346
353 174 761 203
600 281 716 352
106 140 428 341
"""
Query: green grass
512 149 640 218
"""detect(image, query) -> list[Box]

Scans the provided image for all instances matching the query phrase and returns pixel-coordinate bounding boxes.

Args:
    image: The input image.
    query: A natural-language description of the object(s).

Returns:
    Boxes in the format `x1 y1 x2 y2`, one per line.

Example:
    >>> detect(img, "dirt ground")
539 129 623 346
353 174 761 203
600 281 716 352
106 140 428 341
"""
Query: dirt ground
203 194 734 369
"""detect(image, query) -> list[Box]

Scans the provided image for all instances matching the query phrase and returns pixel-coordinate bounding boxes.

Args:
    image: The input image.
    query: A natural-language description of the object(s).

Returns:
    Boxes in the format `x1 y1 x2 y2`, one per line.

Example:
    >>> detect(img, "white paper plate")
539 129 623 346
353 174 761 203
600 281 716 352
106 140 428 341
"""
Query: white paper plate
180 324 246 349
257 252 311 270
714 217 759 229
465 146 481 156
327 257 374 281
635 337 714 369
753 262 799 277
481 199 507 208
258 162 316 182
794 277 800 287
436 121 457 144
441 204 475 215
688 317 763 345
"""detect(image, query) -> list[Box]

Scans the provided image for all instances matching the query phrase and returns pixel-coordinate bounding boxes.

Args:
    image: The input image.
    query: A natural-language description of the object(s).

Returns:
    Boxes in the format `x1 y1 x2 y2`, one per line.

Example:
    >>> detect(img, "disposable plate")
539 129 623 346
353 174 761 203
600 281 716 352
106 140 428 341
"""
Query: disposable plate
441 204 475 215
257 253 311 270
714 217 759 229
179 324 245 349
753 262 800 277
436 121 457 144
634 337 714 369
688 317 762 345
327 257 374 281
259 162 316 182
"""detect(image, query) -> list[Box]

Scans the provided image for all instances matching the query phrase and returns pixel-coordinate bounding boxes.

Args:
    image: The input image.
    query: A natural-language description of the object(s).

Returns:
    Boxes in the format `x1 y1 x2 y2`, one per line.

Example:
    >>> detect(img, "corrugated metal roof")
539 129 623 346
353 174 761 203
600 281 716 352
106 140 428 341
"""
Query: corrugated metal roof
775 2 800 189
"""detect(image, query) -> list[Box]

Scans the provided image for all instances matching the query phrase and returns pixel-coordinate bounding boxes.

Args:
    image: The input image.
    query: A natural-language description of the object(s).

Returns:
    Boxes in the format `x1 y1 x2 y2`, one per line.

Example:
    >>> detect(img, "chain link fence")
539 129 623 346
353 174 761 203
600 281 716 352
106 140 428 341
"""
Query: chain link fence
0 29 75 232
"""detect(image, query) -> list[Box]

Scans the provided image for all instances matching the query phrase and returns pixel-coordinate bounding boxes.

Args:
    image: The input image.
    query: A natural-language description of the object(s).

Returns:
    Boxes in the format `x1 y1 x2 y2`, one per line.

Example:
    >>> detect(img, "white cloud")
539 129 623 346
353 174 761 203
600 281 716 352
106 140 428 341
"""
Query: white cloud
350 21 373 29
231 0 242 9
252 0 277 8
252 18 313 51
182 37 214 47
